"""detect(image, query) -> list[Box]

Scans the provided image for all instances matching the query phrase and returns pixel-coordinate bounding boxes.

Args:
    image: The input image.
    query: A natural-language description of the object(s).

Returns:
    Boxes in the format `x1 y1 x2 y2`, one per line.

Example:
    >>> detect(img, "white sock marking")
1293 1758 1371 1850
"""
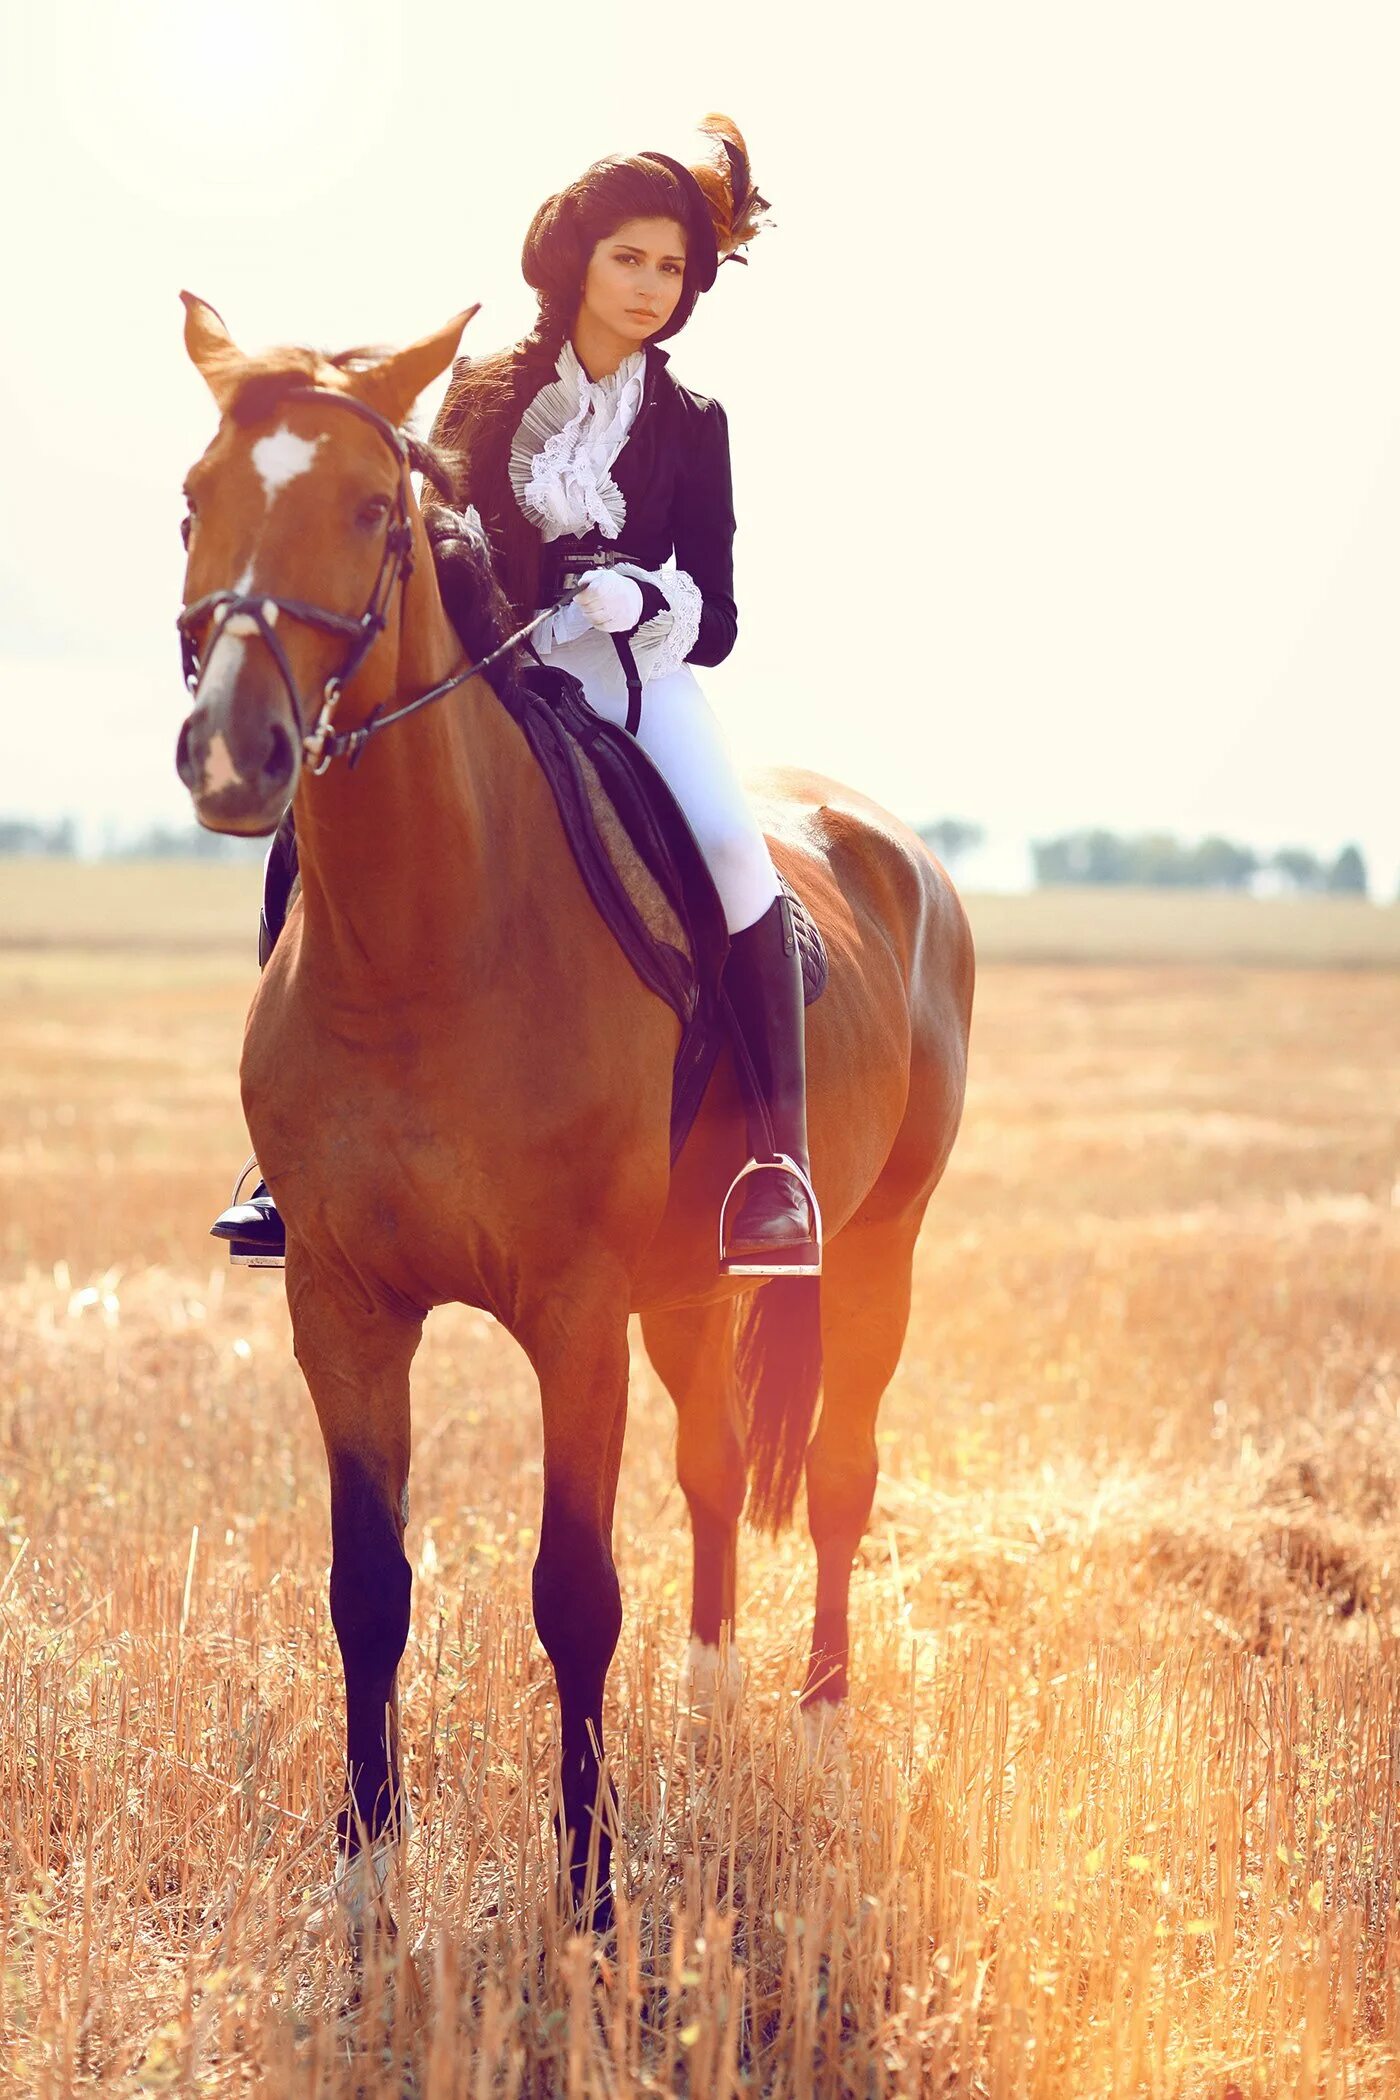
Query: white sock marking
682 1637 744 1714
794 1697 850 1774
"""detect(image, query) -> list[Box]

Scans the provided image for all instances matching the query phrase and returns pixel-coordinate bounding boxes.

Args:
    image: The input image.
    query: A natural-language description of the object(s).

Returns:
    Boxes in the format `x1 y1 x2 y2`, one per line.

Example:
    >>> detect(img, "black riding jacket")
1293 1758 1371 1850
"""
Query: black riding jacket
431 340 738 668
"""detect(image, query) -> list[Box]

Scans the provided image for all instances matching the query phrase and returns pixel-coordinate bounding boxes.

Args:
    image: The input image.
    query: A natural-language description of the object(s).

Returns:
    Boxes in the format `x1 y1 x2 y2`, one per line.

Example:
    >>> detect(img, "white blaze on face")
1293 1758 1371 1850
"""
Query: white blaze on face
195 579 288 796
189 429 319 797
251 425 324 505
203 732 242 796
221 603 278 639
196 564 257 721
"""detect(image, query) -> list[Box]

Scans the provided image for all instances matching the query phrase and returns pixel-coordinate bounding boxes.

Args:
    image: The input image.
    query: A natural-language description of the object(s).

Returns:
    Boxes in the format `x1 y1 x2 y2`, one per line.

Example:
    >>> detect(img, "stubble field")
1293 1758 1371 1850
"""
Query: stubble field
2 866 1399 2096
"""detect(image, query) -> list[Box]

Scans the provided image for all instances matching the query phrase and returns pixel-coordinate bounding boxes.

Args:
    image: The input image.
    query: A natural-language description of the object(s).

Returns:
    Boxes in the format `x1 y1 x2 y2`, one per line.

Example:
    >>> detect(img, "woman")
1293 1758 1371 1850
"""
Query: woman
214 115 818 1274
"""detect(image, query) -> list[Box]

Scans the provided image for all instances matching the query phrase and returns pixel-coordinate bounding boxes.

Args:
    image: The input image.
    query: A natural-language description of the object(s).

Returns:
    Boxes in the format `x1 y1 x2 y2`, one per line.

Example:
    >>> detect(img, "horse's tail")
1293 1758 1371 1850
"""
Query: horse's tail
735 1276 823 1533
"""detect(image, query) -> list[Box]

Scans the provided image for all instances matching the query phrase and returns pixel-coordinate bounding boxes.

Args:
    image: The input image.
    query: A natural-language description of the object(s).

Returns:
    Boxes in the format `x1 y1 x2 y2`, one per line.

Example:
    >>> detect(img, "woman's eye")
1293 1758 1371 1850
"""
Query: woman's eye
180 511 194 549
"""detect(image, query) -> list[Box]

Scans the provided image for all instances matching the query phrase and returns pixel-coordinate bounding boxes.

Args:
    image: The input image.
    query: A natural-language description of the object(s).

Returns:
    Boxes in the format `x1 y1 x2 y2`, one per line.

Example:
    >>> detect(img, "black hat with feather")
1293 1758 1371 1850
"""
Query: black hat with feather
639 113 771 293
522 113 770 347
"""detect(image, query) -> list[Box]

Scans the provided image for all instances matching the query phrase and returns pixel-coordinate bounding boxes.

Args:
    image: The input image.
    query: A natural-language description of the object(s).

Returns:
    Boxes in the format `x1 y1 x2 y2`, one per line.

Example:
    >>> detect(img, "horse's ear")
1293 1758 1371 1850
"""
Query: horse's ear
355 306 481 425
181 291 246 408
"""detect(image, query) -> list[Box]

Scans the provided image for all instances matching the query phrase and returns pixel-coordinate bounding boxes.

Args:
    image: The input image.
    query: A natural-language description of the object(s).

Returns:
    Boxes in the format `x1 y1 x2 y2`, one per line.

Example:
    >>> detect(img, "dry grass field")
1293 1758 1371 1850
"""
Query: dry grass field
2 866 1399 2095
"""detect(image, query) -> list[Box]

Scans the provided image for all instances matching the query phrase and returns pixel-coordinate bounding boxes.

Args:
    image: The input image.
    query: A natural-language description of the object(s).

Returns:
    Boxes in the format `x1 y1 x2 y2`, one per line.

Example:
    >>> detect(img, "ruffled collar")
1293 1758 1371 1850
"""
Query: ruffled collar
508 341 647 543
565 339 645 392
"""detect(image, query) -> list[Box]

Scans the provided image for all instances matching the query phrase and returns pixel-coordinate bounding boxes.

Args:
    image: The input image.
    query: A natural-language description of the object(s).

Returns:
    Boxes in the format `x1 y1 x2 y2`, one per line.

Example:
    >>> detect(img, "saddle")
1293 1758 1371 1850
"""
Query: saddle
261 661 828 1168
500 662 828 1164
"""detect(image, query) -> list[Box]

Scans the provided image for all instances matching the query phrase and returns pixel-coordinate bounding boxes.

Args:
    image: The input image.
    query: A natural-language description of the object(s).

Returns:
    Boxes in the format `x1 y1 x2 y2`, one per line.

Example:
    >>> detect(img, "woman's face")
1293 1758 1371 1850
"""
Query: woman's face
578 216 687 344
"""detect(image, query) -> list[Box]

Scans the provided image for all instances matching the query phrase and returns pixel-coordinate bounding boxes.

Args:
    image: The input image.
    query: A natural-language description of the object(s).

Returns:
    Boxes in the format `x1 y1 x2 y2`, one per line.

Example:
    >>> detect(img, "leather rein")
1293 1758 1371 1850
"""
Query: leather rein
176 386 565 775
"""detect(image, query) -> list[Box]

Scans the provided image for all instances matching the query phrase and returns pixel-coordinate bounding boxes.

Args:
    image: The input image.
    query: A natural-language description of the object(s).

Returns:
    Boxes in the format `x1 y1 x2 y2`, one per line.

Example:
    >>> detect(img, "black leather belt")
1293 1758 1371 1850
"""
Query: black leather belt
547 547 645 595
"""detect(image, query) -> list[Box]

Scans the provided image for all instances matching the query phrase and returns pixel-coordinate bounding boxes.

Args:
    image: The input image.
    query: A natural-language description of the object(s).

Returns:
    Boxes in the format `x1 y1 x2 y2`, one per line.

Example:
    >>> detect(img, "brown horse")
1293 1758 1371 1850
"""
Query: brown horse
174 294 974 1924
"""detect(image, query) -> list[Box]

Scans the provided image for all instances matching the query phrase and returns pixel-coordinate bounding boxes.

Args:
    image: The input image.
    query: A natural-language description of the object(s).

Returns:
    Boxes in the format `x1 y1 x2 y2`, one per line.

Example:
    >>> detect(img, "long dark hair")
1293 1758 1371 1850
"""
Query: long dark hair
521 155 704 352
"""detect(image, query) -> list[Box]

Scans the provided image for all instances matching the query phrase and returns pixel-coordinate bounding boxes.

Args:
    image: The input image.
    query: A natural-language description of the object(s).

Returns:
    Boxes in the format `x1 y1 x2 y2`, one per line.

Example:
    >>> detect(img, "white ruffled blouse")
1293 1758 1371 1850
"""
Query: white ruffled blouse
507 341 703 681
508 340 644 543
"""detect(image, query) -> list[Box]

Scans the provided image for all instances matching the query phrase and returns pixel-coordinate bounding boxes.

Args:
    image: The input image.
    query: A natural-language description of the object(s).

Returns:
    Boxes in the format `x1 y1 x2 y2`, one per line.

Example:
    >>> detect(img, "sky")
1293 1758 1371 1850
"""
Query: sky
2 1 1397 891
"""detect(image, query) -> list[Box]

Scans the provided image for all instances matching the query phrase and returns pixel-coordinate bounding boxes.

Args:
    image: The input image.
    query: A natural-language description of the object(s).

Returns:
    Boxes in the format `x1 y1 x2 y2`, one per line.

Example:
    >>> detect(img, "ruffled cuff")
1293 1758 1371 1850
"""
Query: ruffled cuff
613 562 705 679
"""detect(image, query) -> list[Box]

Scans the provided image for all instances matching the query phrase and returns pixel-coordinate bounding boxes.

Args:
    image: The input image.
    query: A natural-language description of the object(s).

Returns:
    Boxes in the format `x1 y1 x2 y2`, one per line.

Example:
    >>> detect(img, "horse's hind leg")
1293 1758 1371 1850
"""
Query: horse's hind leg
288 1263 422 1900
640 1295 746 1711
803 1208 922 1733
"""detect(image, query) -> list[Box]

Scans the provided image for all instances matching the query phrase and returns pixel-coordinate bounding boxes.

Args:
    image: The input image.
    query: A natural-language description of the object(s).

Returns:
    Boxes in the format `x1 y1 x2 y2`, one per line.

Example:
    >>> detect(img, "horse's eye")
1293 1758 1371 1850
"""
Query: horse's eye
358 495 391 530
180 512 193 550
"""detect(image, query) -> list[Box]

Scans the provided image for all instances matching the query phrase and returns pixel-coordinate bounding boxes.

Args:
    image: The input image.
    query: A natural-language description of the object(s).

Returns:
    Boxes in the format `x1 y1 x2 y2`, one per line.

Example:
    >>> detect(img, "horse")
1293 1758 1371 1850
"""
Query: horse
173 293 974 1928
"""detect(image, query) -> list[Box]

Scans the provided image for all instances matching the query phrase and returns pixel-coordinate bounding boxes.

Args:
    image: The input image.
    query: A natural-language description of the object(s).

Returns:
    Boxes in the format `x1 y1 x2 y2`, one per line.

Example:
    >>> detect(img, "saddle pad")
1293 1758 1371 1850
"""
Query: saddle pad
500 663 828 1164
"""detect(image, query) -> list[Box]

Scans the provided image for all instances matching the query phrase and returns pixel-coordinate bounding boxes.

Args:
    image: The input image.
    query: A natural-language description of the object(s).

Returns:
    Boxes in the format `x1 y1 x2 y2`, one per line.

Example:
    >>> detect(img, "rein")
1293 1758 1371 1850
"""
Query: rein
304 600 564 774
177 385 566 775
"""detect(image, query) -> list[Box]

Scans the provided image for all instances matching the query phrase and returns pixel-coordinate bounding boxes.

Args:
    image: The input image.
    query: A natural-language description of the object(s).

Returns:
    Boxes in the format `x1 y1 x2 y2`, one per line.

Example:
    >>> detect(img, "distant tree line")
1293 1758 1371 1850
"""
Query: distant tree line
0 812 1383 897
0 817 260 861
107 825 262 862
916 819 984 869
0 817 77 856
1031 831 1370 897
1268 843 1369 894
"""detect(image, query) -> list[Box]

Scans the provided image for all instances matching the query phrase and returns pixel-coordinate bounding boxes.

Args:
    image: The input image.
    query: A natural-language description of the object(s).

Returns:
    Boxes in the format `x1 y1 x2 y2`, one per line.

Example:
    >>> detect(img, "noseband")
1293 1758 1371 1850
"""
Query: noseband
176 387 562 775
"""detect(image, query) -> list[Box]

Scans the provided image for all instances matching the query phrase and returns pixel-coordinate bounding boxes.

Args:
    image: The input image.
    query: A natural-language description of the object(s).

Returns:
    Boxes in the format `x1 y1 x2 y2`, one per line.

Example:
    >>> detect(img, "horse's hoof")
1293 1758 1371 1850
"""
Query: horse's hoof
680 1636 745 1721
568 1881 616 1939
792 1696 850 1793
304 1827 407 1950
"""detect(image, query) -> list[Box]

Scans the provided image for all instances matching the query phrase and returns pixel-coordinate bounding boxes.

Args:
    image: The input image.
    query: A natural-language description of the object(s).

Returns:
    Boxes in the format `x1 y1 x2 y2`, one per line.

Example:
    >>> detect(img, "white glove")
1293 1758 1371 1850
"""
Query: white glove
573 568 644 634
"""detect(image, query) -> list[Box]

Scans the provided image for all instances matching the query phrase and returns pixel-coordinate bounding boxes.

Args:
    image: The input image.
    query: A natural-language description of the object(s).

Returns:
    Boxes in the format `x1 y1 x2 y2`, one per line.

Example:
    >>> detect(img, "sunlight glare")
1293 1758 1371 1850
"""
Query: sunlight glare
54 0 402 215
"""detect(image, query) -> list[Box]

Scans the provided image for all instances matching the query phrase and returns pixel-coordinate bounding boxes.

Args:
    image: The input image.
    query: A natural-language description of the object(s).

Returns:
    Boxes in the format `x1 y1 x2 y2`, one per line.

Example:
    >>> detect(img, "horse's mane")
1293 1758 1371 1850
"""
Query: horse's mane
428 340 559 628
423 509 525 696
224 348 522 693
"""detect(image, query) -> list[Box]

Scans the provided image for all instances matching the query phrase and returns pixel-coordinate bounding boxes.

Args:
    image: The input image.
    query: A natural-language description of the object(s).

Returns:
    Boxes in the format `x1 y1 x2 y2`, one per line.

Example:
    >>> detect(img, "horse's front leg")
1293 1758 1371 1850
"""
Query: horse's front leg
289 1258 423 1903
518 1265 631 1926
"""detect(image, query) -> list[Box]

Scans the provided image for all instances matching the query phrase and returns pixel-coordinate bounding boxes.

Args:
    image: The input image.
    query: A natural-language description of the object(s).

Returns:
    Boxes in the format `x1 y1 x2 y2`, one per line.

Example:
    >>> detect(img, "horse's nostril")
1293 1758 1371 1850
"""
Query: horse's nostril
175 718 199 789
263 720 296 786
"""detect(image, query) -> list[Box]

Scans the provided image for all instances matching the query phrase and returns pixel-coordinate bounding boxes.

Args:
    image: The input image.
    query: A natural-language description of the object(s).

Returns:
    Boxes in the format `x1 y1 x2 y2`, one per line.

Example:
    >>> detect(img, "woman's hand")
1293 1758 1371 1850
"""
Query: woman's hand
573 568 644 634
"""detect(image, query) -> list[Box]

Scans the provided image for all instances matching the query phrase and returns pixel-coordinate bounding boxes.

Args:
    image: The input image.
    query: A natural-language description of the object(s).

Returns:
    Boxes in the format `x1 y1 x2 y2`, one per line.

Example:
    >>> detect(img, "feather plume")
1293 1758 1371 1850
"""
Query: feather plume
694 112 772 258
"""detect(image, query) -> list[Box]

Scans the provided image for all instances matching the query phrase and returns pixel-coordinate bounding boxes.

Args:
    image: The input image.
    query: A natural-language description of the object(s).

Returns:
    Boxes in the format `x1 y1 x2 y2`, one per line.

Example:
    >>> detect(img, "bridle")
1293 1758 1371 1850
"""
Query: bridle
176 386 563 775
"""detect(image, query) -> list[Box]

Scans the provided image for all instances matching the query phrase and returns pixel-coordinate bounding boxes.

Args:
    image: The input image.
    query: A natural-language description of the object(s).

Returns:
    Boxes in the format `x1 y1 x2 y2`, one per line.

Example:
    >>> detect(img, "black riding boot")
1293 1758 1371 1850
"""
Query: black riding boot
719 892 822 1275
210 1174 285 1263
209 815 296 1265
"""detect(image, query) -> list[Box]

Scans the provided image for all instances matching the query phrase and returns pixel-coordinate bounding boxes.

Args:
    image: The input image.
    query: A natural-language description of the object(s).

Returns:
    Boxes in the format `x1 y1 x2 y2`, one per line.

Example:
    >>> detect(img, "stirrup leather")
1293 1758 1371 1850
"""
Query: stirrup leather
718 1154 823 1277
226 1154 286 1272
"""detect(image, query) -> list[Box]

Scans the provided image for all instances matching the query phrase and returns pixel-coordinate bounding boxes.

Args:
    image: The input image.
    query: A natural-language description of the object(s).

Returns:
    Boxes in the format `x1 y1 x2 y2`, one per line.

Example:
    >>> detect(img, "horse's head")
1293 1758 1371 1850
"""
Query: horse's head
175 295 476 834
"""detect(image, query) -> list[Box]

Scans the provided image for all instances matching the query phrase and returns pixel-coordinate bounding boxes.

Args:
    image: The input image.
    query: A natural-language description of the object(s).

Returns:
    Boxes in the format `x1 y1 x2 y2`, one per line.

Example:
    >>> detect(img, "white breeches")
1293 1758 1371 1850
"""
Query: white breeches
536 626 781 935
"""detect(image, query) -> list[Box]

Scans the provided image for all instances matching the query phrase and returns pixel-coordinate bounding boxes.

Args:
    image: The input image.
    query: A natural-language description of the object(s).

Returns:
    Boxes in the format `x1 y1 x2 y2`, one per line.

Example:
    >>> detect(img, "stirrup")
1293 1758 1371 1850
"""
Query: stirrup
718 1154 823 1277
225 1155 286 1272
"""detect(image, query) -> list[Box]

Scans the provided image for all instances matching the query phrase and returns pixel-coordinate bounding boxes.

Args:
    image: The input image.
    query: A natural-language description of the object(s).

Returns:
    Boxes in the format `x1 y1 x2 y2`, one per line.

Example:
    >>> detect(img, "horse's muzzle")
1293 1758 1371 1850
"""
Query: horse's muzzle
176 706 299 835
